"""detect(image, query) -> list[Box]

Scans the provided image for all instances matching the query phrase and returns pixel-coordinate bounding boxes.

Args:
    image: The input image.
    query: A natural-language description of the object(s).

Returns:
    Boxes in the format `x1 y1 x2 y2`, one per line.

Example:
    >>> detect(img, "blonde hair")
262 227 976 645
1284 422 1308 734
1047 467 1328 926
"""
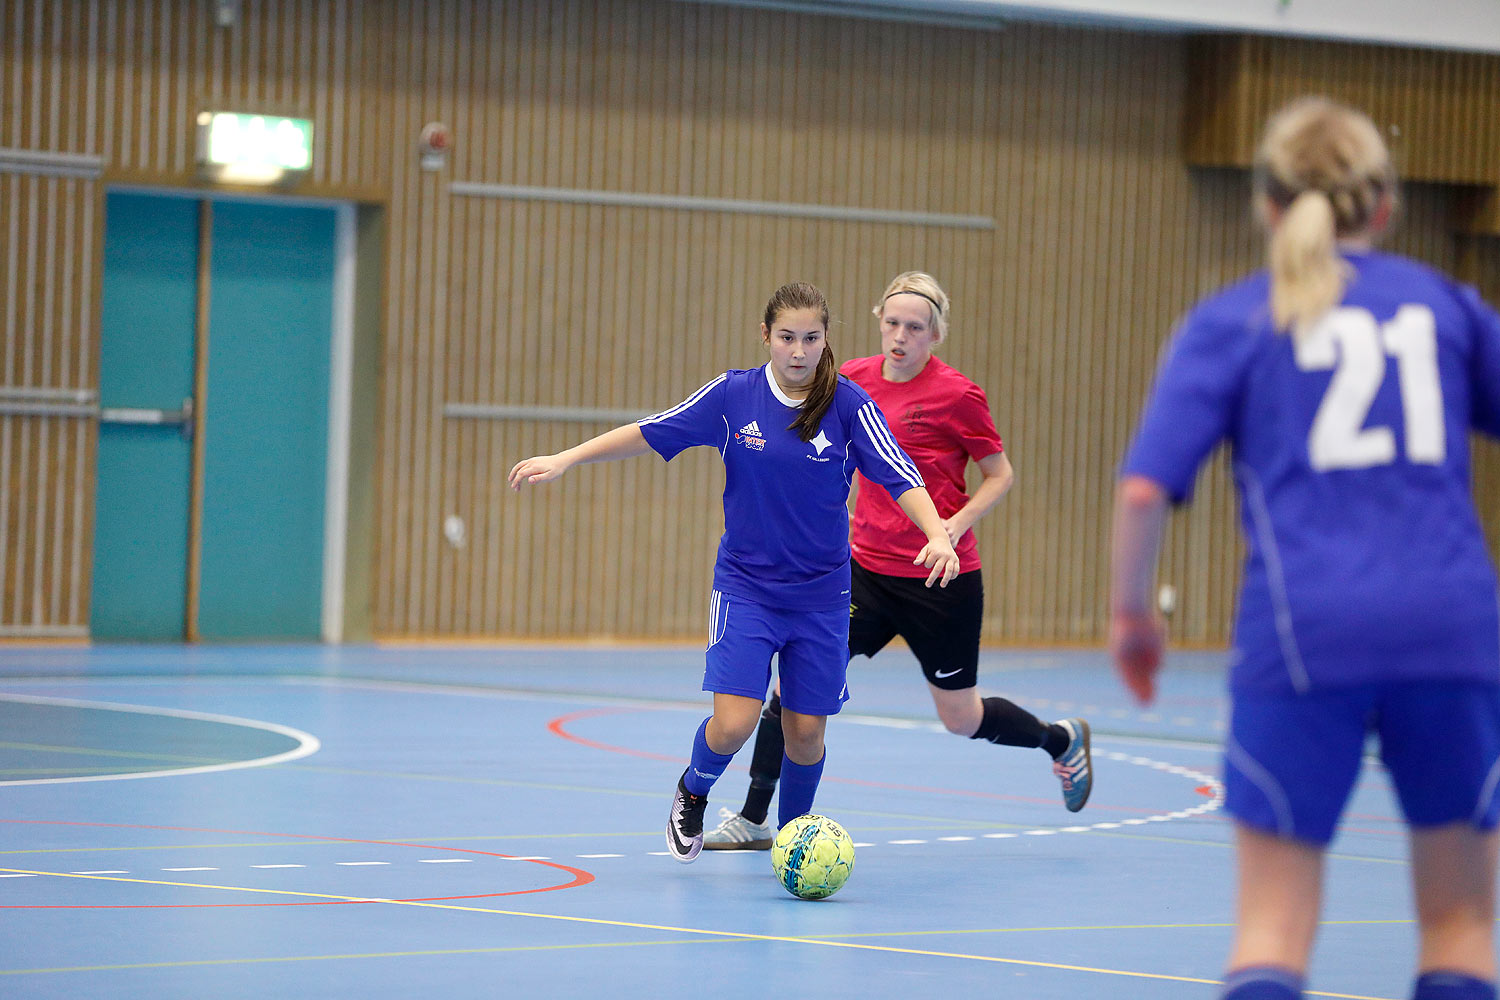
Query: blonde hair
872 271 950 343
1254 97 1396 333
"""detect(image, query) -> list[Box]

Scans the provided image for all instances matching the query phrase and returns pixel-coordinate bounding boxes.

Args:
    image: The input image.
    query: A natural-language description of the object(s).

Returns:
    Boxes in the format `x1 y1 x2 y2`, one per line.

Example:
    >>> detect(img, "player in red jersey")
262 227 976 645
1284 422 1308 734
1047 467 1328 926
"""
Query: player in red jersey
704 272 1093 849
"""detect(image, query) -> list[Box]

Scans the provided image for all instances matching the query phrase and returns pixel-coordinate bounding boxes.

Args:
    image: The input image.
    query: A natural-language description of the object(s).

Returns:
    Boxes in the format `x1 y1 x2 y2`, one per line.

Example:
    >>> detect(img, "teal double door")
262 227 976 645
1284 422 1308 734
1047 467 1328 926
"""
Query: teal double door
93 192 342 641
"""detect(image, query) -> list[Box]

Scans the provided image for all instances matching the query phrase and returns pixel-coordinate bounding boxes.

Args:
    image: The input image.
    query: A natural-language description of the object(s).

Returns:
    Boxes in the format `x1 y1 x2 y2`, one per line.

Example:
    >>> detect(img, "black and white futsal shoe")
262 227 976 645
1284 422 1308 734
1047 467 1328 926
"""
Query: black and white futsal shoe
666 771 709 863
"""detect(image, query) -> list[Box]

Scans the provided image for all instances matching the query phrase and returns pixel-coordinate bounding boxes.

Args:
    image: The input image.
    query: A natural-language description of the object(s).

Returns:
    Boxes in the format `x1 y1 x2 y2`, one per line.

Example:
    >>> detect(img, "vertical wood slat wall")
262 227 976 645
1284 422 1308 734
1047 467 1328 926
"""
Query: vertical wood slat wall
1185 34 1500 185
1 0 1497 644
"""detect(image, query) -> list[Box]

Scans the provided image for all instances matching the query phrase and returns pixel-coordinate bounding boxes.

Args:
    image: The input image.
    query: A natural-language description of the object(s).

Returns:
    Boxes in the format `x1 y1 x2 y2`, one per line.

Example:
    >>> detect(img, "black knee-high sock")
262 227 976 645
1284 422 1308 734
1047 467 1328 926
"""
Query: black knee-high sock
740 691 784 824
972 696 1069 758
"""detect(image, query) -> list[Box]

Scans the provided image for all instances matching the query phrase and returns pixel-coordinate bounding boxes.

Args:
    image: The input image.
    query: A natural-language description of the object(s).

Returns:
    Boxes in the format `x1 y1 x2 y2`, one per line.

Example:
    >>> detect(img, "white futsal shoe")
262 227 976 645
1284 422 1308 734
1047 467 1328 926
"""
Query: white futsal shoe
702 807 775 851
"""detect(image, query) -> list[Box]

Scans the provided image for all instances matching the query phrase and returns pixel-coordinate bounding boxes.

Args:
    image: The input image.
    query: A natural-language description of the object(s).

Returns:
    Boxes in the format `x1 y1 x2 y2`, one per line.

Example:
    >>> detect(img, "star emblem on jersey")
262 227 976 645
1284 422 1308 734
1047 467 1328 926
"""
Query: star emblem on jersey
810 430 832 455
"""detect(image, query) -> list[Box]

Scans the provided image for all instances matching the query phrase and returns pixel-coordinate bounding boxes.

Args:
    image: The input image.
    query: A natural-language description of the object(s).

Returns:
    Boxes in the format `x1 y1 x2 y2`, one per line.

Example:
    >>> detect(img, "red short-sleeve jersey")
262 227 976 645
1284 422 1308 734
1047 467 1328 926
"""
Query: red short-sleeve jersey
840 354 1004 578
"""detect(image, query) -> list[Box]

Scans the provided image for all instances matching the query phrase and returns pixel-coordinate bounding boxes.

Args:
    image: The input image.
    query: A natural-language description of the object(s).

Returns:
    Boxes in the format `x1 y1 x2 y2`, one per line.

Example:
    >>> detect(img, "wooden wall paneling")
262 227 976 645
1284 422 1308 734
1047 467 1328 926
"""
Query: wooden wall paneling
0 173 15 626
11 0 1500 643
1186 34 1500 186
410 2 439 635
426 0 457 635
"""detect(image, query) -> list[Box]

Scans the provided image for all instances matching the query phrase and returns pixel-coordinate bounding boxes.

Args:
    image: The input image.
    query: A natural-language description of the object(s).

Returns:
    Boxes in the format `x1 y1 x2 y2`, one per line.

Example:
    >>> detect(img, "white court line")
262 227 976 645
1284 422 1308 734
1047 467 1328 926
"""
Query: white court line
0 693 320 787
873 749 1222 846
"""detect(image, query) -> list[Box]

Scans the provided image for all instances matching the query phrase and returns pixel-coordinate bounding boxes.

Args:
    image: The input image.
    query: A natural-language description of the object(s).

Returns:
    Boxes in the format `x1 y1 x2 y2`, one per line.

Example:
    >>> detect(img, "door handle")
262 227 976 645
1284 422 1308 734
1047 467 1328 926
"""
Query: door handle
99 397 195 441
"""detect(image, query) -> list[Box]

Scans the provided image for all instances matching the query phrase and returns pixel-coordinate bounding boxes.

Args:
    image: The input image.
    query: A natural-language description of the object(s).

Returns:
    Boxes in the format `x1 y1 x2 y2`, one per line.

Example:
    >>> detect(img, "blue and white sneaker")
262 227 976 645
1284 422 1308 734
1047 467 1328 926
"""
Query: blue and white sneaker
1051 718 1093 812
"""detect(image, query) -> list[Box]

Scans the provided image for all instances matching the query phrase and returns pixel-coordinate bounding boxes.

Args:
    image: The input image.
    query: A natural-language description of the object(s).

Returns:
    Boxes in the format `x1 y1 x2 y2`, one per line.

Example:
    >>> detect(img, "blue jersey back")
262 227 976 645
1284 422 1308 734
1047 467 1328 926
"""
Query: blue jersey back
1124 251 1500 693
639 365 925 610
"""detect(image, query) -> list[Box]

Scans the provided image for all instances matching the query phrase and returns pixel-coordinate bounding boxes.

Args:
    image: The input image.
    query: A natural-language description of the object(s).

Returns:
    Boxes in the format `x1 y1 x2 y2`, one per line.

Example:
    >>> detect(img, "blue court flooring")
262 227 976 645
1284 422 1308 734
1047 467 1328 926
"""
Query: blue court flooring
0 644 1448 999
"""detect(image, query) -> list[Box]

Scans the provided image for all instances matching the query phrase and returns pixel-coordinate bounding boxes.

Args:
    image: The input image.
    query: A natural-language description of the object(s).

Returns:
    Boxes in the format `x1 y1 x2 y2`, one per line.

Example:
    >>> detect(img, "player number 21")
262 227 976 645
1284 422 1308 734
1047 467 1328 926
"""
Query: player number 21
1294 304 1445 471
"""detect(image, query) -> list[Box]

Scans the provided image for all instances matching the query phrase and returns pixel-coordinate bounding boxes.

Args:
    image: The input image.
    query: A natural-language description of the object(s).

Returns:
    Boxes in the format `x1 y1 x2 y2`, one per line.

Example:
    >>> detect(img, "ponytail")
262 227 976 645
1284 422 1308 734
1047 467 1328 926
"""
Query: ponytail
1254 96 1396 334
789 343 838 441
1269 190 1349 333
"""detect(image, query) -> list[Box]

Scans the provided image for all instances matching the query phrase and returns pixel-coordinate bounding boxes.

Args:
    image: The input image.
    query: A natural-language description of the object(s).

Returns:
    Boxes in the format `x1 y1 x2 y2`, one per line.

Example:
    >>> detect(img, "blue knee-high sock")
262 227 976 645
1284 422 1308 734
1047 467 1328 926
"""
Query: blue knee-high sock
1221 966 1304 1000
682 717 735 797
1413 971 1498 1000
777 751 825 828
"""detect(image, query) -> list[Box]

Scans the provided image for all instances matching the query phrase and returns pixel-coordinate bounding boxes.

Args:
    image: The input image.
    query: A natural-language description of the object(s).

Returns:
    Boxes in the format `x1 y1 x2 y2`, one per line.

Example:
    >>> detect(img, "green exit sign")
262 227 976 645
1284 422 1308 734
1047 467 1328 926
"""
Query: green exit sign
196 111 313 184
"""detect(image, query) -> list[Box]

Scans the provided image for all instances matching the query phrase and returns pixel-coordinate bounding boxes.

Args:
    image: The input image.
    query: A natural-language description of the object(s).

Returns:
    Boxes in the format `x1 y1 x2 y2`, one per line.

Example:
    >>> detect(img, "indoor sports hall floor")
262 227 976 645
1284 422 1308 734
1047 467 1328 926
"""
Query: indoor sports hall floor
0 643 1431 999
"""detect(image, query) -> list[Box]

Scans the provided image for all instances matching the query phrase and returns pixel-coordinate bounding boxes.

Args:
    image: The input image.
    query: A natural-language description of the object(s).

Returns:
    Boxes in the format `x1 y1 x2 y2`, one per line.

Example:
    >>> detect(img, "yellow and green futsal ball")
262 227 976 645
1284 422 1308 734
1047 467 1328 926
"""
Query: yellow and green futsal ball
771 814 855 900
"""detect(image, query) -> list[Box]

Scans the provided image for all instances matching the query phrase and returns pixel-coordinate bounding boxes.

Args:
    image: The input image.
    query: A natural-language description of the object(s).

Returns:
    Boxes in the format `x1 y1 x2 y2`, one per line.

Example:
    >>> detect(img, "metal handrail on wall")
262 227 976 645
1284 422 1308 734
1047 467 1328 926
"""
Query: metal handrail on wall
443 402 649 424
0 147 104 179
0 386 98 418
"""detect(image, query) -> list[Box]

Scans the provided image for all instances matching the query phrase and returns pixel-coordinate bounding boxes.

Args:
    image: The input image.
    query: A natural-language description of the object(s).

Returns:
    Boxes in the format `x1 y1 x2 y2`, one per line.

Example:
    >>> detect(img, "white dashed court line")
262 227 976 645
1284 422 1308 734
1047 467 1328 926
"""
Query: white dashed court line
15 754 1221 875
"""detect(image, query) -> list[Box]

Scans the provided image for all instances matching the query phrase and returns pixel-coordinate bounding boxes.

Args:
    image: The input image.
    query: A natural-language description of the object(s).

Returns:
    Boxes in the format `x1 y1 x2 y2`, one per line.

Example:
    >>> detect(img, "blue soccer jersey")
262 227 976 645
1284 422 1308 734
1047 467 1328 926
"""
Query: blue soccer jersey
639 364 925 610
1124 250 1500 693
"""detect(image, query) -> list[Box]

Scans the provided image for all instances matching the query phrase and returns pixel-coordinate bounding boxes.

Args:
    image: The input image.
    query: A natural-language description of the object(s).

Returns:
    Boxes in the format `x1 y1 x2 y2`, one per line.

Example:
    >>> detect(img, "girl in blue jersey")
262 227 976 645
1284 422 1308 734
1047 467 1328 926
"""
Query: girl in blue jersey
1111 97 1500 1000
509 281 960 863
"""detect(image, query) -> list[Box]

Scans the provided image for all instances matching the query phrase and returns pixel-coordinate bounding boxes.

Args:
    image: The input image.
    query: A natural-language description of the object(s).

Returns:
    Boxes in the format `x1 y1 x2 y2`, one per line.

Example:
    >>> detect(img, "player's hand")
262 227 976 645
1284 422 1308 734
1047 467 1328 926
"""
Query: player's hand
1110 610 1166 705
939 514 971 547
914 537 960 589
507 454 569 490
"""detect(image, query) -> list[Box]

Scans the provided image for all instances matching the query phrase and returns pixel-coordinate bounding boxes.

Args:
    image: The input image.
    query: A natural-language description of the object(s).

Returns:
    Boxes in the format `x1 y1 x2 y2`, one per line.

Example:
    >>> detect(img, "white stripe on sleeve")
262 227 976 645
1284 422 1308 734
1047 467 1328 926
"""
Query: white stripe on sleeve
638 374 728 426
856 402 923 488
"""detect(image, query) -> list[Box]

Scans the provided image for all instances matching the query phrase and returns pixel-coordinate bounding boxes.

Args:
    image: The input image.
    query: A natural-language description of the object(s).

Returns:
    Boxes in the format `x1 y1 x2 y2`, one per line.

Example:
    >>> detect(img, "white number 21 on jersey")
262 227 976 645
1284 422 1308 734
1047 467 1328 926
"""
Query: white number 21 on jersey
1293 304 1445 471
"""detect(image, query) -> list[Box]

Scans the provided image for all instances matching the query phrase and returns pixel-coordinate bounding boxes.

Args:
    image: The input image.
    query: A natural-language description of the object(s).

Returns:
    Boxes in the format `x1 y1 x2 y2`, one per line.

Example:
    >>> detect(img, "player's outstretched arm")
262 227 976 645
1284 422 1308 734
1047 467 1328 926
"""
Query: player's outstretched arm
894 487 961 588
508 424 652 490
1109 475 1170 704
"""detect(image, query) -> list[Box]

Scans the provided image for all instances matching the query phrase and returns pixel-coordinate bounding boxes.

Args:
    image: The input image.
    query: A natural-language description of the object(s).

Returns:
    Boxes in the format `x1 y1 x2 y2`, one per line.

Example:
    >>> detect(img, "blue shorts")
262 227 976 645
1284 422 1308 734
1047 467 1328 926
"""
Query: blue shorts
704 590 850 716
1225 681 1500 846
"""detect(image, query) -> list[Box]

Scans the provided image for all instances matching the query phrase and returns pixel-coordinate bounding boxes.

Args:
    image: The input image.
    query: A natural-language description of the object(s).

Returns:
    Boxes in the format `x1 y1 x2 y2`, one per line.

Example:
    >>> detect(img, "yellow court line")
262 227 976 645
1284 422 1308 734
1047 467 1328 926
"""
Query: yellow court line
0 868 1395 998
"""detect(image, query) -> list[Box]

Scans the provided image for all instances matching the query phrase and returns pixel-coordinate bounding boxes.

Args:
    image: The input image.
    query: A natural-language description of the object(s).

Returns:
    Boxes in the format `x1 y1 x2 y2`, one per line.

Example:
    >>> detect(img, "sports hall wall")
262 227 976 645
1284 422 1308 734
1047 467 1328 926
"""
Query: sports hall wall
1 0 1498 645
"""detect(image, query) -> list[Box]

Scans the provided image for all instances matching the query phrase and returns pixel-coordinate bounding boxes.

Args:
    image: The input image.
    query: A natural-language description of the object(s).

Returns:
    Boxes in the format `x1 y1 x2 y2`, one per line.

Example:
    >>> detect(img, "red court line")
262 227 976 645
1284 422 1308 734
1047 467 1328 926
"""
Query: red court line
547 707 1193 814
0 819 593 909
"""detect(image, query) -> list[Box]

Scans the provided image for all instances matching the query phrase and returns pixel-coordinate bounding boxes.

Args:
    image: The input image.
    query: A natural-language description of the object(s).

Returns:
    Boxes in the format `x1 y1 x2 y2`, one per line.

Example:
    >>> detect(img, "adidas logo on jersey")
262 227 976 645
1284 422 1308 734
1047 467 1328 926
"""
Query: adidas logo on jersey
735 419 767 451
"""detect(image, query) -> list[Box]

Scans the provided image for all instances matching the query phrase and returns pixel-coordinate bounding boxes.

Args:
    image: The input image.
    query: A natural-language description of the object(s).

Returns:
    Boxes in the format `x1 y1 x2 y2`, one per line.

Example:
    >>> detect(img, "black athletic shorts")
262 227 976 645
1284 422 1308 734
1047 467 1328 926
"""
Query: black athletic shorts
847 561 984 691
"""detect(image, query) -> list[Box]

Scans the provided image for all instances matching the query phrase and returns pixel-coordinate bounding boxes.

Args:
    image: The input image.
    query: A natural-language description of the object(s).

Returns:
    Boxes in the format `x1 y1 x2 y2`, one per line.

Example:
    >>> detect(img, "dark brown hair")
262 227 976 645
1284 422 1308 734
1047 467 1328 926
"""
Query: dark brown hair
763 282 837 442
